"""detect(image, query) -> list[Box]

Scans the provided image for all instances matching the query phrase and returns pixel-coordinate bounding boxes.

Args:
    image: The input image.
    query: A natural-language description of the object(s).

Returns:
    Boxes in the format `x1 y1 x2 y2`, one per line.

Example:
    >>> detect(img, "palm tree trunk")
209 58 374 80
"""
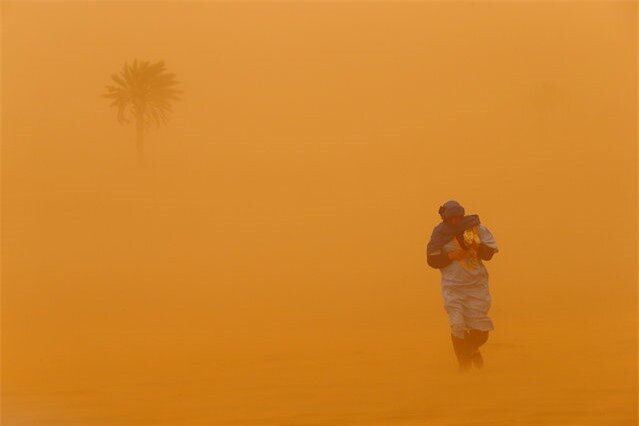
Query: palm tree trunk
136 113 144 165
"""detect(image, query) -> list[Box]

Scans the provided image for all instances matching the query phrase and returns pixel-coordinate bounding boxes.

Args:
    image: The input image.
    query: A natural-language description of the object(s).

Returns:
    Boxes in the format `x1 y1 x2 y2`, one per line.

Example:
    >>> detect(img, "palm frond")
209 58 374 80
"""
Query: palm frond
103 58 182 129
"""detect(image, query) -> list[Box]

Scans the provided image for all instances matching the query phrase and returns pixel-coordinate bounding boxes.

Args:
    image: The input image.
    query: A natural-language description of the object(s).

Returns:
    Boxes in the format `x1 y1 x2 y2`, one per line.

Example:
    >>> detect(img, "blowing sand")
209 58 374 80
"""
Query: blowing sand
2 2 637 424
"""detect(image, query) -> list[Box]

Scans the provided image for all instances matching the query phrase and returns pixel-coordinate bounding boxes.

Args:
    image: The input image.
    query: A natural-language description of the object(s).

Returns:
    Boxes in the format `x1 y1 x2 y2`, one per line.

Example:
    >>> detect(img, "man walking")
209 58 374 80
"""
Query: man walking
425 200 499 371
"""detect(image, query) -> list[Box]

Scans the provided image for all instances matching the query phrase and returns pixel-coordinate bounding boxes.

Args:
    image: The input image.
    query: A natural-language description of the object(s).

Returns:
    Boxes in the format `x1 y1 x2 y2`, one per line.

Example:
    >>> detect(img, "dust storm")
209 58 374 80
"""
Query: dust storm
1 2 636 425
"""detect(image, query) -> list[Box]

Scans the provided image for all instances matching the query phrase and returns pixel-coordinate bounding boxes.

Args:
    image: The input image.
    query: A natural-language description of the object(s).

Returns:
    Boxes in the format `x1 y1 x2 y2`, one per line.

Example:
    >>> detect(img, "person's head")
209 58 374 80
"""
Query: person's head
446 215 464 225
438 200 465 225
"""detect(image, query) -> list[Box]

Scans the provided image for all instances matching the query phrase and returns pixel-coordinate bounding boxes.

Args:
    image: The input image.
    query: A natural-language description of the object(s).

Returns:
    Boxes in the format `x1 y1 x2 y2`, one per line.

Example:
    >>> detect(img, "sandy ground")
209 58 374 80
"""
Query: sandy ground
2 309 636 425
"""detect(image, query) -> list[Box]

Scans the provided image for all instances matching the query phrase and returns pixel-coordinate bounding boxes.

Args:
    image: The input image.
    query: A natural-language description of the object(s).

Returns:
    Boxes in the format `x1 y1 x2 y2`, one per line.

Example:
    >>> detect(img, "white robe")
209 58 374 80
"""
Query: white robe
427 224 499 338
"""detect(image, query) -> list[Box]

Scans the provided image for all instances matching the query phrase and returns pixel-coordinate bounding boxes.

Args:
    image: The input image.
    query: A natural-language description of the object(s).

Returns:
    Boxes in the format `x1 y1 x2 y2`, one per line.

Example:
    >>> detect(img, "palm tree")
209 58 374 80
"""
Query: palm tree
102 59 182 164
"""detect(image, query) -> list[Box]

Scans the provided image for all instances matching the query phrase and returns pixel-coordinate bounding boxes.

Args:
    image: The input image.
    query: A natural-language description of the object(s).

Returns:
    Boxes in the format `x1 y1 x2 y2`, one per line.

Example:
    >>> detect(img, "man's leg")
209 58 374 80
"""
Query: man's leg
461 283 493 369
466 329 489 368
442 287 473 371
450 328 472 371
467 329 489 347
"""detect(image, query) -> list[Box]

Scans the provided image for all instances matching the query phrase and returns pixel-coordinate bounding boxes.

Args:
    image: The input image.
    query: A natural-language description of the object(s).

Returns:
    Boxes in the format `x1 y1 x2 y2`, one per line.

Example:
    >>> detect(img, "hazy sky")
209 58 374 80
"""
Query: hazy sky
2 2 637 424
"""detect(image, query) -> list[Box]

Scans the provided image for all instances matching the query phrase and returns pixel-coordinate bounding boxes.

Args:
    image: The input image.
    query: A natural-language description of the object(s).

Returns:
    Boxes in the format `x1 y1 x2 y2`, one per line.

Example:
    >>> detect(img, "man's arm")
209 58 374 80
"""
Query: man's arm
426 249 453 269
477 243 497 261
477 224 499 261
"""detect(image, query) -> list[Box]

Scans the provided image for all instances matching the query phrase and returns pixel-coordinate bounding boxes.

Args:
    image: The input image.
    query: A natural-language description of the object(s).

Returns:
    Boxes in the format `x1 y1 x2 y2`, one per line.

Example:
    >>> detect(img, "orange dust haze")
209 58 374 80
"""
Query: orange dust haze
2 2 637 425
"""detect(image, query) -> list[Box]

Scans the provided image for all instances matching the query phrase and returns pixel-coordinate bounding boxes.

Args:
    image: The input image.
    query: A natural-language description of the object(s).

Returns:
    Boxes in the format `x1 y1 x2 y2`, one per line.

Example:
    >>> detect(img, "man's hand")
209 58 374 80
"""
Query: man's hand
468 240 481 251
447 248 467 261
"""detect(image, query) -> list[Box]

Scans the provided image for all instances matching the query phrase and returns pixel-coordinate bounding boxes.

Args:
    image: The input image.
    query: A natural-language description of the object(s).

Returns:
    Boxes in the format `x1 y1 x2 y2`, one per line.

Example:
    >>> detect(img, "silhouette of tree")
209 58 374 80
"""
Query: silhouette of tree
102 59 182 165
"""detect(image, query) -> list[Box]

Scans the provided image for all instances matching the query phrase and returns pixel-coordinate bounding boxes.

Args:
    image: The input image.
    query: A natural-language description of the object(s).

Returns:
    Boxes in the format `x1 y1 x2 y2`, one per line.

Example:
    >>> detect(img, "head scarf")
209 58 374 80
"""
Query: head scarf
438 200 465 220
427 200 481 254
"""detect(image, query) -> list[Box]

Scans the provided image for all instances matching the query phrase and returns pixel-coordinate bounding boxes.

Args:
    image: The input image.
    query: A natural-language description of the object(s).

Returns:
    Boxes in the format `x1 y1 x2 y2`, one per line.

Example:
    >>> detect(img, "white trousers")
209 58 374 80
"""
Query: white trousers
441 280 495 339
